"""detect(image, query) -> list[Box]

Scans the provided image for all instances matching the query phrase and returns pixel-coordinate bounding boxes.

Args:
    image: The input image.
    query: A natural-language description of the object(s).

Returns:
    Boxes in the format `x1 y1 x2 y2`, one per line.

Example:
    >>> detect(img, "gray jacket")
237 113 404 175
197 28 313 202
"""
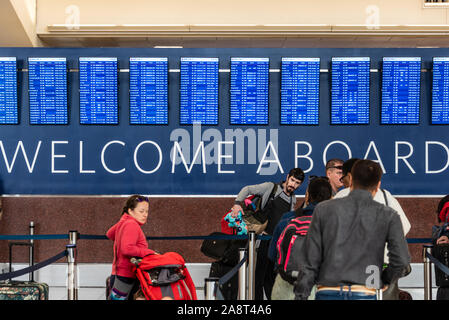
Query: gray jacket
234 181 296 212
294 189 410 299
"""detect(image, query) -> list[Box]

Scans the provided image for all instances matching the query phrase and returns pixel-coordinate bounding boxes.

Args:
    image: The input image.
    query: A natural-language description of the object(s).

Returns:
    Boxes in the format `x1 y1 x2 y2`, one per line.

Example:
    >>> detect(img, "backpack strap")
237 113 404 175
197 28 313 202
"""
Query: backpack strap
268 183 278 202
181 266 198 300
381 188 389 207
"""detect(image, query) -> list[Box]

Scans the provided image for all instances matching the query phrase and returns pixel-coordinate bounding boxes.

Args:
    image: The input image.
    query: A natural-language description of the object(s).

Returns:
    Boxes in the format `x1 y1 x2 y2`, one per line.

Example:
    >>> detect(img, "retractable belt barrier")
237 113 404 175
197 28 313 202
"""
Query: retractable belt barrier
425 251 449 276
0 234 432 242
0 232 438 300
0 249 68 282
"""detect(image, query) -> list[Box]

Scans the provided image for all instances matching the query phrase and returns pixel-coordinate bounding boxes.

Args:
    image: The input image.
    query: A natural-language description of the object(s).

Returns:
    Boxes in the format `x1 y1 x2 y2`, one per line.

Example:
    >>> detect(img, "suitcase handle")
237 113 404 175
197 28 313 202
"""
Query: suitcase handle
8 242 34 281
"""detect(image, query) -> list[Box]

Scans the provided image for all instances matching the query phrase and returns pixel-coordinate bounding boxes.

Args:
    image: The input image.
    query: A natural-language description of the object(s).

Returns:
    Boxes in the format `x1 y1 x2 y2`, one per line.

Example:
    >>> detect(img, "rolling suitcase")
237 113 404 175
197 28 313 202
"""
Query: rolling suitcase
0 242 49 300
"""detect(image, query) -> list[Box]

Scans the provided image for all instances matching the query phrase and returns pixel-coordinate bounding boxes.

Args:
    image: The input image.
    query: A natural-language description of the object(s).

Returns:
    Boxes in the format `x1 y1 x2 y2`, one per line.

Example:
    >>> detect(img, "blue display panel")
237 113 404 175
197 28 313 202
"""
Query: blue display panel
281 58 320 125
180 57 219 125
0 57 18 124
79 57 118 124
129 57 168 125
28 58 68 125
381 57 421 124
230 57 269 125
331 57 370 125
432 57 449 124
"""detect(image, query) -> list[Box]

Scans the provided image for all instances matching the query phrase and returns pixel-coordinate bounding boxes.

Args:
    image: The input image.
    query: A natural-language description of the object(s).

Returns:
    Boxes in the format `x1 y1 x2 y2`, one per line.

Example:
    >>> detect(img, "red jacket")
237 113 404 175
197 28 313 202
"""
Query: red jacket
106 214 155 278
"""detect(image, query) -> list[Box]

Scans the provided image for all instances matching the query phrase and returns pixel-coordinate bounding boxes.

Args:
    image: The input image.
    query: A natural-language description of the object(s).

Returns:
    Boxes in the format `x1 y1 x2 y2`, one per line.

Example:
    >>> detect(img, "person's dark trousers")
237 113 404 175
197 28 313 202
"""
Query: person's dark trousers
255 240 276 300
437 287 449 300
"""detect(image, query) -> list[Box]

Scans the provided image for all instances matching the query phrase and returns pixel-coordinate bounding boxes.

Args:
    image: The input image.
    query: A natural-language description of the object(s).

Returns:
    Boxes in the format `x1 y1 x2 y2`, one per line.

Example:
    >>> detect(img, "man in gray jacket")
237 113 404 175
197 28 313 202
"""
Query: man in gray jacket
231 168 305 300
294 160 410 300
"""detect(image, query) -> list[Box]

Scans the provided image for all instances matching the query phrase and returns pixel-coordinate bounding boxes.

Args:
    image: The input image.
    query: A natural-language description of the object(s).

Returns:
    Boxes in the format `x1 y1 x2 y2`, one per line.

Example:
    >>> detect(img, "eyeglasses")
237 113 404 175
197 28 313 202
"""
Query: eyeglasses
339 174 347 182
308 175 329 181
135 195 149 202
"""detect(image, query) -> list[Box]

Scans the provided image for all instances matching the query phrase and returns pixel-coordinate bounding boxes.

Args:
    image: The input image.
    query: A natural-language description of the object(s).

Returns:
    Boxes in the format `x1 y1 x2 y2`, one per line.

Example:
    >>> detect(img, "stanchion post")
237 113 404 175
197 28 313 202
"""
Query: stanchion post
69 230 79 246
204 277 219 300
238 247 247 300
376 288 382 301
247 231 256 300
66 244 77 300
423 244 433 300
29 221 34 282
67 230 79 300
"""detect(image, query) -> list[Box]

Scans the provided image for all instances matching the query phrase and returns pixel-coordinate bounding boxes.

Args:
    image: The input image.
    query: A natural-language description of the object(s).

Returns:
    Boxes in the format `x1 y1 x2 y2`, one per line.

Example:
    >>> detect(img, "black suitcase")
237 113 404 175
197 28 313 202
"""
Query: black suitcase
0 242 49 300
208 260 239 300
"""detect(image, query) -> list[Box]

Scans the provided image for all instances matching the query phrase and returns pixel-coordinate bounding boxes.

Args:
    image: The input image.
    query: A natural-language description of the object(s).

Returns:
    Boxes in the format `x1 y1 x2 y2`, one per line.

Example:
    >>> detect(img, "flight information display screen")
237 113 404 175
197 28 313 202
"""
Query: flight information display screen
281 57 320 125
79 57 118 124
230 57 269 125
28 57 68 124
381 57 421 125
129 57 168 125
432 57 449 124
0 57 18 124
180 57 219 125
331 57 370 125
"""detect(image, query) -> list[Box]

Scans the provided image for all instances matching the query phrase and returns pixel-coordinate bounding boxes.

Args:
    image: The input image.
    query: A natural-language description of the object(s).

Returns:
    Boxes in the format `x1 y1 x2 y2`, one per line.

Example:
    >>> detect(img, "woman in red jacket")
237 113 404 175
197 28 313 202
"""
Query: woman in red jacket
107 194 155 300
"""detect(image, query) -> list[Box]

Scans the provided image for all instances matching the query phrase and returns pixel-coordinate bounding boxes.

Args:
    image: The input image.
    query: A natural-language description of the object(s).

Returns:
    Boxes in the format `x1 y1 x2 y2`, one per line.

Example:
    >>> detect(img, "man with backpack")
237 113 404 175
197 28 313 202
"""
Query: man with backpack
271 177 332 300
294 160 410 300
230 168 305 300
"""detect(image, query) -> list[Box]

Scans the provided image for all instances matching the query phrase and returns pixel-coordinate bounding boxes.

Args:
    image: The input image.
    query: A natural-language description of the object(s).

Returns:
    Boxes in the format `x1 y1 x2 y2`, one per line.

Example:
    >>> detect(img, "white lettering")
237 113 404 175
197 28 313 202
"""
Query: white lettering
101 140 126 174
295 141 313 173
258 129 280 175
395 141 415 174
171 141 206 173
170 128 190 165
79 141 95 174
133 141 163 174
257 141 284 174
425 141 449 174
51 141 69 174
323 141 352 166
218 141 235 174
363 141 386 173
0 141 41 173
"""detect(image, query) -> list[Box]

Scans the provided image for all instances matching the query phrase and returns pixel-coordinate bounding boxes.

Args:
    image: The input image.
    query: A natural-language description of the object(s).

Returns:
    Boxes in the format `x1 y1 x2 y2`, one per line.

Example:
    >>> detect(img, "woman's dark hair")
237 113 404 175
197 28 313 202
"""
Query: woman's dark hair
122 194 149 215
307 177 332 204
437 195 449 223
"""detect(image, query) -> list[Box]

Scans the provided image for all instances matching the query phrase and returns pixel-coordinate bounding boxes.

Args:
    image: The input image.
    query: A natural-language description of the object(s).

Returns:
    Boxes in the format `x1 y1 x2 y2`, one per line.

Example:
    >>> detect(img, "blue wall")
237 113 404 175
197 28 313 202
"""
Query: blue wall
0 47 448 195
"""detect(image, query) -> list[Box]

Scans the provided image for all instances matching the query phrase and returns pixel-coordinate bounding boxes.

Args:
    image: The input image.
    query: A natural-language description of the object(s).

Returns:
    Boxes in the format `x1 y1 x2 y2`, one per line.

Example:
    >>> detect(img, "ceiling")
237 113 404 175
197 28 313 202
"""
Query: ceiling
37 35 449 48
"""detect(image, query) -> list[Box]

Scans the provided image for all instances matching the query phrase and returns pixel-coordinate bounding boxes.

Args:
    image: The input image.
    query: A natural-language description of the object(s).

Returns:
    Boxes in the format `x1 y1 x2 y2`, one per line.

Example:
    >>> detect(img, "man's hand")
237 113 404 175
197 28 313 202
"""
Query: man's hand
231 204 243 218
437 235 449 244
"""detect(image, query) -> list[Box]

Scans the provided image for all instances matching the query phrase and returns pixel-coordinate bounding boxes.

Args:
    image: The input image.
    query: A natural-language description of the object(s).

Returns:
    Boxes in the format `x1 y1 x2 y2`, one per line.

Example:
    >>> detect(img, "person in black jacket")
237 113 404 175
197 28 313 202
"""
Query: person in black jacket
435 195 449 245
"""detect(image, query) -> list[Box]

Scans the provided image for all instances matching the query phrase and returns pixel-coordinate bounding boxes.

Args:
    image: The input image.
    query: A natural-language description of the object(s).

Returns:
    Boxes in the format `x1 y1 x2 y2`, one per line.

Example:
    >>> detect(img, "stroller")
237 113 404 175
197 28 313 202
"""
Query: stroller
131 252 197 300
